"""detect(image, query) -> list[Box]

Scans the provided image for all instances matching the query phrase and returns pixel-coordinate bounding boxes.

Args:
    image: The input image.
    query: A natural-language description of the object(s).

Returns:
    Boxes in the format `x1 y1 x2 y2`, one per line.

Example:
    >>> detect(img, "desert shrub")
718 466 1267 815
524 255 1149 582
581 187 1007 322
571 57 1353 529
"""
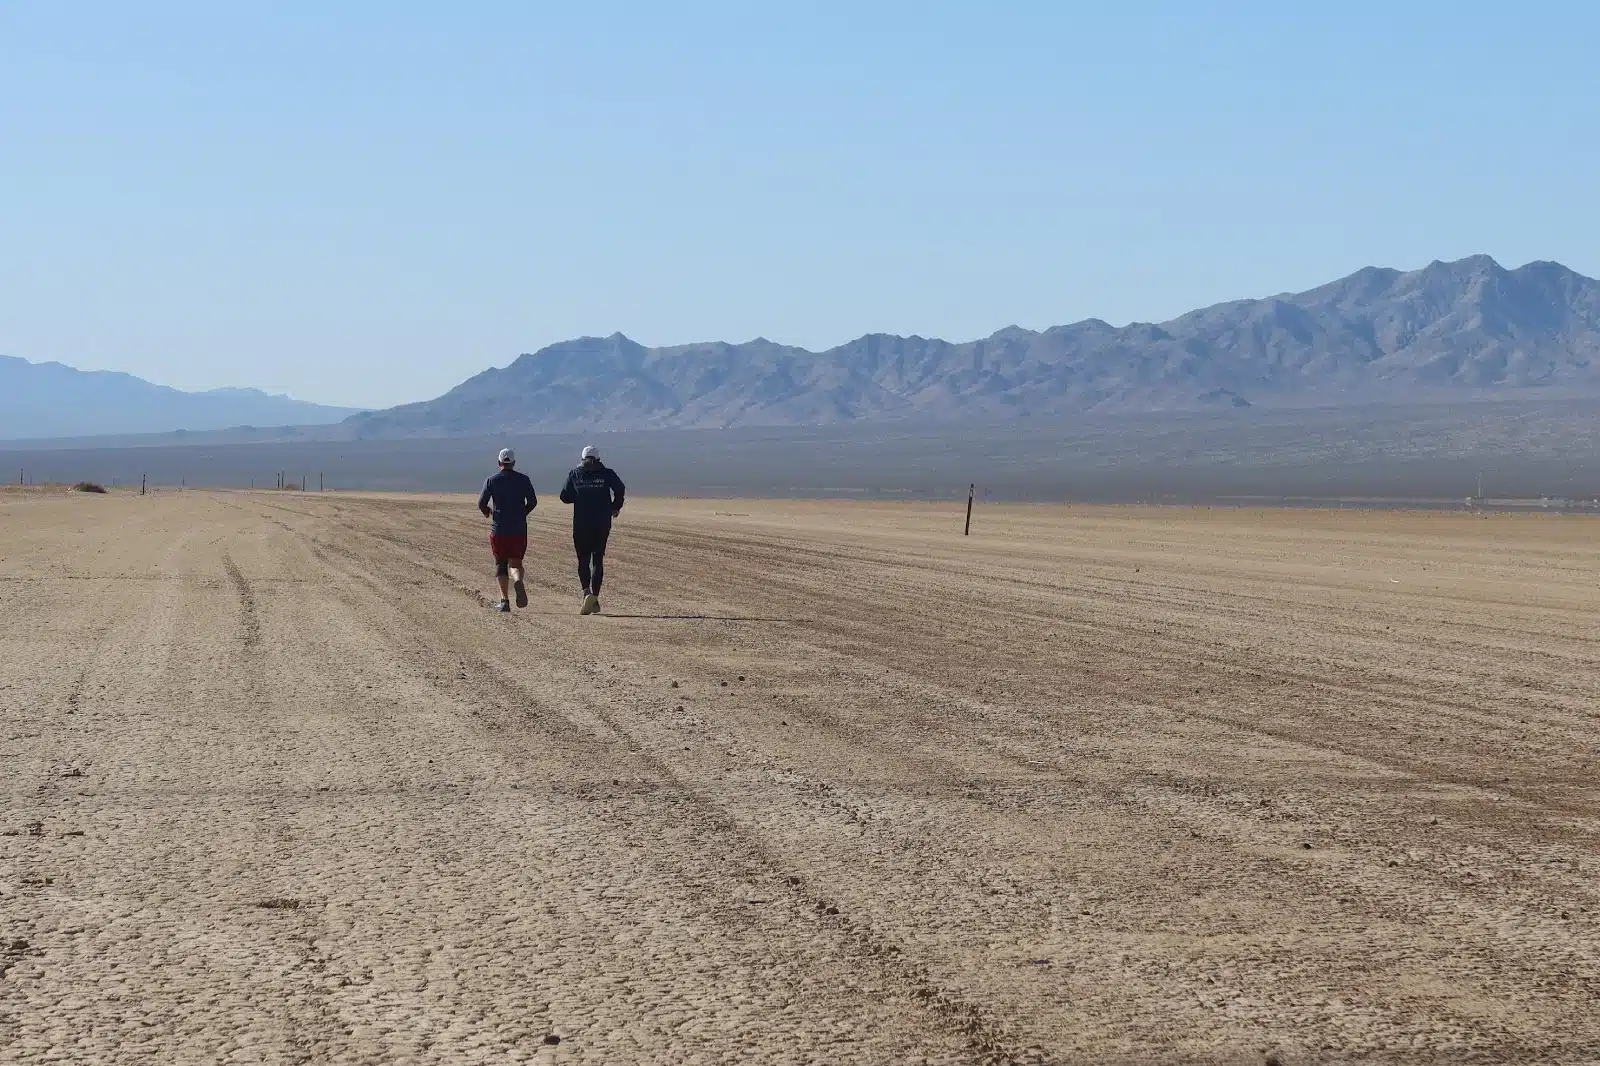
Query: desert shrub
70 482 107 494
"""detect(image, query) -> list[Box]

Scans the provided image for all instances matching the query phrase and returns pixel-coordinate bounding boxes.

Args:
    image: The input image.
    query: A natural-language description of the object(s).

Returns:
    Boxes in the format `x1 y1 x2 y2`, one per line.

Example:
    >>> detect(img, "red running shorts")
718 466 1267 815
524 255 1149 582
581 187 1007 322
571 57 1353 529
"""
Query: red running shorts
489 534 527 562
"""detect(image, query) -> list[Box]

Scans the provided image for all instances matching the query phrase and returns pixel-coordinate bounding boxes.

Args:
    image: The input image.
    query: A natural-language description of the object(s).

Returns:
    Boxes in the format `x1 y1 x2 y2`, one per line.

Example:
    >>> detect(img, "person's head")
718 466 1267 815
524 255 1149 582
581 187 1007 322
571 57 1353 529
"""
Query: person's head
497 447 515 469
580 445 598 465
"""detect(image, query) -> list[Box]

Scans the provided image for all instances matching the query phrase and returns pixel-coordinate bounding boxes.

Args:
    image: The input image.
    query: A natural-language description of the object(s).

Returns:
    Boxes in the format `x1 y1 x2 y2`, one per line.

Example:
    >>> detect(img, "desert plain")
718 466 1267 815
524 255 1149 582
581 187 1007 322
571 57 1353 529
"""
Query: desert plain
2 489 1598 1064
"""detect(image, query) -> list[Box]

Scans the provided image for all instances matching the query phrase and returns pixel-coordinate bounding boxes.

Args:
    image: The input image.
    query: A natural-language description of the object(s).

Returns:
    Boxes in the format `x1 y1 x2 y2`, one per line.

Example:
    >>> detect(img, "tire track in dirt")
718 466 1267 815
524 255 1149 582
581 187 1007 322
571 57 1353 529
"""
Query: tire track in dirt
286 497 1039 1065
284 502 1022 1061
221 547 350 1063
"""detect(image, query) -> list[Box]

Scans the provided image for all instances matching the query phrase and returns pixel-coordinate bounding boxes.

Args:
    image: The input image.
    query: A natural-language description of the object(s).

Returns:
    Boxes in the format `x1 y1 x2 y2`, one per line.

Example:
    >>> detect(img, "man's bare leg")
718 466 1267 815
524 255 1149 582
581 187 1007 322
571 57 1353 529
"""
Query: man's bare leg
510 559 528 608
496 571 511 600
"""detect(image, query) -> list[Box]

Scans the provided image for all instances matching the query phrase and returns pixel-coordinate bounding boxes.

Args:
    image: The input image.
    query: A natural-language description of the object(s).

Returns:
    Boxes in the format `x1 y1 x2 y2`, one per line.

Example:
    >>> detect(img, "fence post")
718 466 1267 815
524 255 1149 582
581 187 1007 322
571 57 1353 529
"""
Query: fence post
964 483 974 536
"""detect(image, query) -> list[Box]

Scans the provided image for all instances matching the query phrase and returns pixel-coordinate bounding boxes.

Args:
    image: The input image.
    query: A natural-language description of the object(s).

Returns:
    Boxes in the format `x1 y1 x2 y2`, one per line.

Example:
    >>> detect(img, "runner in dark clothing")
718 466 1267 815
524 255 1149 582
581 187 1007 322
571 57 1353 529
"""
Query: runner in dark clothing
558 445 625 615
478 448 537 612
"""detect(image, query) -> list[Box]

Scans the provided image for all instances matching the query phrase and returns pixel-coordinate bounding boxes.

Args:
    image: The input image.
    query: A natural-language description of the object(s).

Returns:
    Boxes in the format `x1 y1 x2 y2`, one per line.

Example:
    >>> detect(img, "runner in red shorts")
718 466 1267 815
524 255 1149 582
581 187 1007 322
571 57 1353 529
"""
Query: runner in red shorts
477 448 538 612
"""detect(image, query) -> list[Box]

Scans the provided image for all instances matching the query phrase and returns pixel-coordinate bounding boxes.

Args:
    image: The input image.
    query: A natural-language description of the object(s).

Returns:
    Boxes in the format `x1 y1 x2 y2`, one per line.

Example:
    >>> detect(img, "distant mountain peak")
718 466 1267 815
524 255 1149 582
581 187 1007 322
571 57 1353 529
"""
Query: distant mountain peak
989 325 1038 341
1419 253 1503 277
203 386 277 399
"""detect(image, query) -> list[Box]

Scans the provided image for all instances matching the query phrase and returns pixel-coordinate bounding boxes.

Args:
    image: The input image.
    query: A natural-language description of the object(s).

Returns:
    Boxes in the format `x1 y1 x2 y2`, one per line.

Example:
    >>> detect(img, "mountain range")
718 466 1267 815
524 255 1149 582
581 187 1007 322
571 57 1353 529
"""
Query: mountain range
7 255 1600 443
348 255 1600 436
0 357 360 440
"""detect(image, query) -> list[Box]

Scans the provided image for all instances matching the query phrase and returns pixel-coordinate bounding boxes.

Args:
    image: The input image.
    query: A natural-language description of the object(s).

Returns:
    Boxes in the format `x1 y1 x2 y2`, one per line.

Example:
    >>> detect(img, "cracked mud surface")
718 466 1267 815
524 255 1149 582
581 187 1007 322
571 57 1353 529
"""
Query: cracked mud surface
3 491 1598 1064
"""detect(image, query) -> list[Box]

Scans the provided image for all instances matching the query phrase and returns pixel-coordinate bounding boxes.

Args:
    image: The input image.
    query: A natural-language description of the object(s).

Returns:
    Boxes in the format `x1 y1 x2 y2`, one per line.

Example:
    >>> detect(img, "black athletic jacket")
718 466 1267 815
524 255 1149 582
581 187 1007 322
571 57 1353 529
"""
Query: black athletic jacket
477 468 537 536
559 460 625 528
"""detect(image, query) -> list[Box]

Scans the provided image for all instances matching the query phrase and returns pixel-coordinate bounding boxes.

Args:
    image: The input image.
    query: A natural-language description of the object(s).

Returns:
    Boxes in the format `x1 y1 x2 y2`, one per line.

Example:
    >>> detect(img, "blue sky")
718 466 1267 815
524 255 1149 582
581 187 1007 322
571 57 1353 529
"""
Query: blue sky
3 2 1597 408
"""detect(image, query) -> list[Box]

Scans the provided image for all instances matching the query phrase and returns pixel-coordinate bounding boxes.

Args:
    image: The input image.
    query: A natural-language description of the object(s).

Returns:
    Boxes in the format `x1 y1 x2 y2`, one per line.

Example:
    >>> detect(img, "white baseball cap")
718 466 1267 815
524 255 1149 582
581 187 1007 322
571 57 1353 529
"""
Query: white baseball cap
497 448 515 464
581 445 598 460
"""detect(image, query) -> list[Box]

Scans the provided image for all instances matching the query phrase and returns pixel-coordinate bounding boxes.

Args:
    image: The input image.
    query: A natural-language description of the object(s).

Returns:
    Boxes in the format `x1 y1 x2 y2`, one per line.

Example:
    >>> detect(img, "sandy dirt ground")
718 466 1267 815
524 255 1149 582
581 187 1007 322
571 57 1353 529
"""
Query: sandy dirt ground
2 489 1598 1065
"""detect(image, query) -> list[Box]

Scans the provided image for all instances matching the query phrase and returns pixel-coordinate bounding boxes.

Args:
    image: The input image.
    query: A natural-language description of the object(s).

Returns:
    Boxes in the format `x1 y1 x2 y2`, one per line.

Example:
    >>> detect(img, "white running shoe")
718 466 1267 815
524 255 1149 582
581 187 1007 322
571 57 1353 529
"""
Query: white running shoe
580 593 599 616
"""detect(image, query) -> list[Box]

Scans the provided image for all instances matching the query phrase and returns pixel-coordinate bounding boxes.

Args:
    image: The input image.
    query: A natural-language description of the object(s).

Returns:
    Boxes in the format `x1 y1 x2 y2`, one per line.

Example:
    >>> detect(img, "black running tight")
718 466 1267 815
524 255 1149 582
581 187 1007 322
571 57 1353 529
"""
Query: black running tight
574 525 610 595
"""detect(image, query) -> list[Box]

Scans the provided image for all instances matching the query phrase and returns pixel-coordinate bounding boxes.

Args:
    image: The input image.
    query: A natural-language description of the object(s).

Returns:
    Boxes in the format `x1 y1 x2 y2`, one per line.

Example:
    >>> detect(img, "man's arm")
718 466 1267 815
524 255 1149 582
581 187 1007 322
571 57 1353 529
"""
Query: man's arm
607 469 626 517
558 471 576 505
477 479 493 518
523 476 538 516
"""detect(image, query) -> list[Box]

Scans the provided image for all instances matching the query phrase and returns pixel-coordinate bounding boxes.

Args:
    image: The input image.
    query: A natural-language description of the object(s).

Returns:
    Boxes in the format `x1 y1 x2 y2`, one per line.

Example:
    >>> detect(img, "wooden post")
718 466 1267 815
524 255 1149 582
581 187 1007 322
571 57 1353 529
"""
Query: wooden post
964 483 975 536
141 474 146 496
319 472 324 492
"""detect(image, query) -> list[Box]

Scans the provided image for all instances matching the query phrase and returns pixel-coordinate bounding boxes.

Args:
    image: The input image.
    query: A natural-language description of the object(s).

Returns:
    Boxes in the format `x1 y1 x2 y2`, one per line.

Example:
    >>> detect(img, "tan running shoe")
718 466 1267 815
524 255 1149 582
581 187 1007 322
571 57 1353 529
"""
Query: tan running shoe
580 593 598 615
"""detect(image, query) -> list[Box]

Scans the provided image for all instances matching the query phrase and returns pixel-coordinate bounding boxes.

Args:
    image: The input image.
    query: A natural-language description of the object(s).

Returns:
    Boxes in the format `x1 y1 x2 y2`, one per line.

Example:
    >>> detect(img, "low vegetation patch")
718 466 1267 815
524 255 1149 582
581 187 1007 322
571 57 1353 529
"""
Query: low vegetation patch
70 482 107 494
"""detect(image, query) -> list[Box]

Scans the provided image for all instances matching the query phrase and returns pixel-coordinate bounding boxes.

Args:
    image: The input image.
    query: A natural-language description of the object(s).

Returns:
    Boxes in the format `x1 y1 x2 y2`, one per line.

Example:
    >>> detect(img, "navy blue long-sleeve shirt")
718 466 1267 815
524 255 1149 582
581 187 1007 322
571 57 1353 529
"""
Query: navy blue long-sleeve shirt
559 461 625 528
478 469 537 536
